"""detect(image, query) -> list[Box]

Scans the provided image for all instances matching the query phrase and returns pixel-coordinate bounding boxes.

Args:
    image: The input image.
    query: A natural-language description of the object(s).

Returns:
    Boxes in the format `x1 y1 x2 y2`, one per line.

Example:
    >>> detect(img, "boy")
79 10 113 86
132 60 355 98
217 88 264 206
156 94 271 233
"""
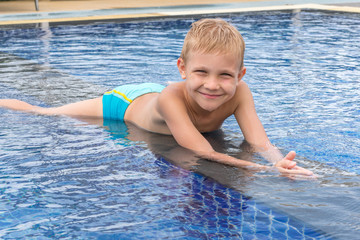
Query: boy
0 18 313 176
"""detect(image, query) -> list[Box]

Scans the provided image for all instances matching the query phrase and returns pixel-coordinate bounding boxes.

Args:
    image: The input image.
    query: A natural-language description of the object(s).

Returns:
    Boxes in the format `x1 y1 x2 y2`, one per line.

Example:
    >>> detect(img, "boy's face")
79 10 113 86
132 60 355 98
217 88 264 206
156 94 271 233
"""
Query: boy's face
177 51 246 112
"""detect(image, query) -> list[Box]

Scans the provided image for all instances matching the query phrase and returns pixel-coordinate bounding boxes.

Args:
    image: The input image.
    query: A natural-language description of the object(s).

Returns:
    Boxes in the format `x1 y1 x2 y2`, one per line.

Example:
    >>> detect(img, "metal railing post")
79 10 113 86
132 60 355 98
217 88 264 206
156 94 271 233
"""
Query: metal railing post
35 0 39 11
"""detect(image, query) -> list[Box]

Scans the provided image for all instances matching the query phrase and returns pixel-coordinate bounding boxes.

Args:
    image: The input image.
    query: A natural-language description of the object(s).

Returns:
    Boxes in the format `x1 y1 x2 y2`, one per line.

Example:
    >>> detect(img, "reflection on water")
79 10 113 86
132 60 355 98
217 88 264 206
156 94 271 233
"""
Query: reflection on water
0 112 331 239
1 10 360 239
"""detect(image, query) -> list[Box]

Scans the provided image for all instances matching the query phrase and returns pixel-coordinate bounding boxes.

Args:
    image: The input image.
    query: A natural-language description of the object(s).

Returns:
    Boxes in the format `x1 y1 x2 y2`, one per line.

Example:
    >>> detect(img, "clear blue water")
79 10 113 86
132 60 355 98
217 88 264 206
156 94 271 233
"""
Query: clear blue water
0 10 359 239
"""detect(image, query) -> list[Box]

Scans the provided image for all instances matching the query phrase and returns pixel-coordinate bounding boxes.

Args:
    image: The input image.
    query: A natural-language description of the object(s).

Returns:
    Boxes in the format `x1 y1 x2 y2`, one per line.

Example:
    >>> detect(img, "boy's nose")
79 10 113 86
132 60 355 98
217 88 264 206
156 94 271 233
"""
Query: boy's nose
203 76 220 90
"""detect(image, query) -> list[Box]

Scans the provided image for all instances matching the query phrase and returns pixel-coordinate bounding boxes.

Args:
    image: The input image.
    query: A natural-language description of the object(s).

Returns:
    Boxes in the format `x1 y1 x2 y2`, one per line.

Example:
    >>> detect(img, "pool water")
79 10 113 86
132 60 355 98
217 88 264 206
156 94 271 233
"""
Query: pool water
0 10 359 239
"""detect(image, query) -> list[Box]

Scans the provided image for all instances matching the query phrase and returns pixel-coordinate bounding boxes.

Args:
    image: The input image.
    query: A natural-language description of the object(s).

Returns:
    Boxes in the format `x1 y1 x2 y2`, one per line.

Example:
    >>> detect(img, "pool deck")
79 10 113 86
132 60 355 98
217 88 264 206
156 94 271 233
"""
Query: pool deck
0 0 360 25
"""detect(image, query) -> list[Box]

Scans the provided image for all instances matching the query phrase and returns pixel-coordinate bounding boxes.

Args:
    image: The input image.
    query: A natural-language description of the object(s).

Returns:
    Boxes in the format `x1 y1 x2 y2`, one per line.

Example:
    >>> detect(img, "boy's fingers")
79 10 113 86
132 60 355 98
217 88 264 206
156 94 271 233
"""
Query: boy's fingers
288 161 296 169
282 167 314 176
276 159 296 169
284 151 296 161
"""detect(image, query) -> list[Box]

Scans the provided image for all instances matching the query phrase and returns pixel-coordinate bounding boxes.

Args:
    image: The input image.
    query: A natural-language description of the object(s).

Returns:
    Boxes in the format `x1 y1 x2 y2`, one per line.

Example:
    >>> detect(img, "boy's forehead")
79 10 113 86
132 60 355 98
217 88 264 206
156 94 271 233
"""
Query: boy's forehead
186 50 241 64
185 51 242 69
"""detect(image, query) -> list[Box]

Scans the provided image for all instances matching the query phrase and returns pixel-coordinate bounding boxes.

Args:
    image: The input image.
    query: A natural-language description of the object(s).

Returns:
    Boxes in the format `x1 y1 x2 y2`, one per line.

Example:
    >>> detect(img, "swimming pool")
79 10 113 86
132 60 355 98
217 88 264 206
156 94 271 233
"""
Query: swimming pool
0 10 359 239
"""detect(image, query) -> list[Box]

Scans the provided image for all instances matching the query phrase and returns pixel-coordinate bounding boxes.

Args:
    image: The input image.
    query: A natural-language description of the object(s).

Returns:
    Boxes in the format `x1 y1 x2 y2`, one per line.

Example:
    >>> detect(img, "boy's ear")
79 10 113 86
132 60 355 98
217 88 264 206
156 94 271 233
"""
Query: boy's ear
177 58 187 79
237 67 247 83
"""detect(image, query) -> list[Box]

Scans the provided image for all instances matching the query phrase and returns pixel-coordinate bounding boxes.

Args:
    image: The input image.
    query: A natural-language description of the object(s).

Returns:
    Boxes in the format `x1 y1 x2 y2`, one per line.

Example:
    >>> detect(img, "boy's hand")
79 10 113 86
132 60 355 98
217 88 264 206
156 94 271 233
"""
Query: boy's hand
274 151 314 176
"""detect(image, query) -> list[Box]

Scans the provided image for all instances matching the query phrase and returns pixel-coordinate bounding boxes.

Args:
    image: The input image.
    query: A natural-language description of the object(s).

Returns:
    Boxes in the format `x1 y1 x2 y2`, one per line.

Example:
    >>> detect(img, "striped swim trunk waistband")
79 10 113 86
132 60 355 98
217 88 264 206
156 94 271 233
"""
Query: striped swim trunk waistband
102 83 165 121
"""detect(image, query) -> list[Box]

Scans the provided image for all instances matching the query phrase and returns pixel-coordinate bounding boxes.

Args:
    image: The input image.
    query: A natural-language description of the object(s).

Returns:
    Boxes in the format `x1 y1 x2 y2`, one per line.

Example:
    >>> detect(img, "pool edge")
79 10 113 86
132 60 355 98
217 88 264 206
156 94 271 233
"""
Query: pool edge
0 3 359 26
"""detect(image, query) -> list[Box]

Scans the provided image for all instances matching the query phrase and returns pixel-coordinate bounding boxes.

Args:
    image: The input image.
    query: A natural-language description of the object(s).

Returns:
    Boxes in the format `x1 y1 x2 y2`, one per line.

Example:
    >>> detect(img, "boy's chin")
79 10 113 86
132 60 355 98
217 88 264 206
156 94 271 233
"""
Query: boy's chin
198 102 222 112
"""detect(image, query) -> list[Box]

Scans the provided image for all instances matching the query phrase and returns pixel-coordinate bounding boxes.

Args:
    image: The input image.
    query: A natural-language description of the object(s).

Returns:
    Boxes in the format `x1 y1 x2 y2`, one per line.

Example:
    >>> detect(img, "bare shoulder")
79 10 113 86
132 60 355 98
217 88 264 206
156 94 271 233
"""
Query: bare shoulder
161 82 185 96
156 82 189 120
157 82 186 108
235 80 254 105
237 80 252 95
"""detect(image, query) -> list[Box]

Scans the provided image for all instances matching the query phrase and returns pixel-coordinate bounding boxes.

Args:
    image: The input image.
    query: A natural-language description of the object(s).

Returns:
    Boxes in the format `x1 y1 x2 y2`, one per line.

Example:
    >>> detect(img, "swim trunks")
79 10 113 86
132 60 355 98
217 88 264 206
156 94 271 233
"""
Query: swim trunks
102 83 165 121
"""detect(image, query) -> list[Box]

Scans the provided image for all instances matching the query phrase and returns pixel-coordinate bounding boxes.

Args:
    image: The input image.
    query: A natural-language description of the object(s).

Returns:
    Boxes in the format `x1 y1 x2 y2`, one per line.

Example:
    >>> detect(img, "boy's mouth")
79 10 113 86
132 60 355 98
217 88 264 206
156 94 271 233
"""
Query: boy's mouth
198 91 222 99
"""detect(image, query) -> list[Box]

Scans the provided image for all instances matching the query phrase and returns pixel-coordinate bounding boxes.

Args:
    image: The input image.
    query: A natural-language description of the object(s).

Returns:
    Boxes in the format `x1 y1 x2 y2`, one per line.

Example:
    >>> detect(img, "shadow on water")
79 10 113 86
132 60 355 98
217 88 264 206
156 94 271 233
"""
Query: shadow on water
84 117 360 239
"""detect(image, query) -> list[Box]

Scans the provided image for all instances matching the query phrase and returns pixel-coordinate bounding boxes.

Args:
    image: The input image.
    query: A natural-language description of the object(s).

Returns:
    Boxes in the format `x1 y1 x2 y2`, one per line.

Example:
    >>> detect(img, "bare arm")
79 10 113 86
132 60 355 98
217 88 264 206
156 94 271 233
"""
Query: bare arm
234 81 283 162
234 82 314 175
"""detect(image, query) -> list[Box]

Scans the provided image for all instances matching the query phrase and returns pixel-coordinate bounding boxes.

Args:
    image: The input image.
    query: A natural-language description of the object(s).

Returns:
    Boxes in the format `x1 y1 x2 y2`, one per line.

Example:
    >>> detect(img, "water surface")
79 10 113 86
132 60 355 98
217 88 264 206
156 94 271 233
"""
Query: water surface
0 10 359 239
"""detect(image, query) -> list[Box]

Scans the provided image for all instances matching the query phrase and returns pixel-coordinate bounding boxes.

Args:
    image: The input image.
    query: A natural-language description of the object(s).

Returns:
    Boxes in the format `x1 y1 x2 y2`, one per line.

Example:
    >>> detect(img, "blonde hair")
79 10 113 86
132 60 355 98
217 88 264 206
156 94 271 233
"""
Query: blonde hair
180 18 245 69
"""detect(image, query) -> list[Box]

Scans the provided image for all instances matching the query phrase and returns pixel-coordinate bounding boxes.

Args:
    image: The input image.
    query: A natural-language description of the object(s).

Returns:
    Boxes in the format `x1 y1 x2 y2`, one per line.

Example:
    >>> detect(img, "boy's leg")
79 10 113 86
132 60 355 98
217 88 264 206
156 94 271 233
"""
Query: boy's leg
0 97 103 118
41 97 103 118
0 99 39 112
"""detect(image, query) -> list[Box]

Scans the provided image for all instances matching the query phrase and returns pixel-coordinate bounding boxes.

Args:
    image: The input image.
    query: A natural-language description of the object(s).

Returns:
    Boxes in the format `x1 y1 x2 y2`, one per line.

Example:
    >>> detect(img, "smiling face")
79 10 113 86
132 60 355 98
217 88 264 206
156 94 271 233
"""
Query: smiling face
178 51 246 113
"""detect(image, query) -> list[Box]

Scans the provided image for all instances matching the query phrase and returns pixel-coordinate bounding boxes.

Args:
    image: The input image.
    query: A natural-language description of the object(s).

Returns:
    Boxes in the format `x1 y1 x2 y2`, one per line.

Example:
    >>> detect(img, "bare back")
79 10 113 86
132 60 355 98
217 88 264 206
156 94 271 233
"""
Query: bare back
124 92 171 135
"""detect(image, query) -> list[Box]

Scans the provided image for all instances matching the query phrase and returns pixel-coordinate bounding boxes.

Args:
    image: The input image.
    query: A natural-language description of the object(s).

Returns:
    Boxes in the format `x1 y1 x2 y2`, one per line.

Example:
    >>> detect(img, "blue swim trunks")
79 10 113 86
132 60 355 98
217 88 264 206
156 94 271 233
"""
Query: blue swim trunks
102 83 165 121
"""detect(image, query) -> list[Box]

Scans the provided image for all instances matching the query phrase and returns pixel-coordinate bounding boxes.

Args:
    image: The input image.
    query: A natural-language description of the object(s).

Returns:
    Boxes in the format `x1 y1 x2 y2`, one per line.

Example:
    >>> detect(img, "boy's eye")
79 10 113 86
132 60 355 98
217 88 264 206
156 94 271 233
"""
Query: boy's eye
221 73 233 78
194 70 207 74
